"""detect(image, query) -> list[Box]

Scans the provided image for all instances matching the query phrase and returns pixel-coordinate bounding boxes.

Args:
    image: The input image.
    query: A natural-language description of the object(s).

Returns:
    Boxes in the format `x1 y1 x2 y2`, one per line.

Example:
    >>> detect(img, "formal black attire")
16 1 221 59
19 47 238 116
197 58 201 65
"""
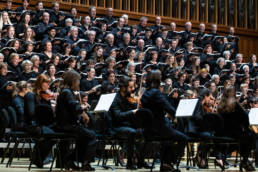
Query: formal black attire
220 103 256 162
55 88 96 164
141 88 189 164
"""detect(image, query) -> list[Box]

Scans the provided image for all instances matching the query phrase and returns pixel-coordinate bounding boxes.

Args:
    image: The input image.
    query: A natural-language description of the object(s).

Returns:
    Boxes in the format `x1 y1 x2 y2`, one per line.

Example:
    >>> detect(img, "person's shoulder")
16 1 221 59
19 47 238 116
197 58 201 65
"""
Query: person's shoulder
62 88 72 94
146 88 160 94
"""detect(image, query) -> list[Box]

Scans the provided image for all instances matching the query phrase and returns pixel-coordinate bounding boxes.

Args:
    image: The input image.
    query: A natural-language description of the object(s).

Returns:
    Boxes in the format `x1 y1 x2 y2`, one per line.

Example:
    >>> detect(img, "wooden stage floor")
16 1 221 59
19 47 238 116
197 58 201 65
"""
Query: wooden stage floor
0 158 253 172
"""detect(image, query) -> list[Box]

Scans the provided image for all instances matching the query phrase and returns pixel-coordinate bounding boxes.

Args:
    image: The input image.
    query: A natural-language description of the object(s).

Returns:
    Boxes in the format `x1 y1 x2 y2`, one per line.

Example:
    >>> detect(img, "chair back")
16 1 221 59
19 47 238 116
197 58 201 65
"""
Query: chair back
0 108 10 138
35 104 54 126
7 106 17 129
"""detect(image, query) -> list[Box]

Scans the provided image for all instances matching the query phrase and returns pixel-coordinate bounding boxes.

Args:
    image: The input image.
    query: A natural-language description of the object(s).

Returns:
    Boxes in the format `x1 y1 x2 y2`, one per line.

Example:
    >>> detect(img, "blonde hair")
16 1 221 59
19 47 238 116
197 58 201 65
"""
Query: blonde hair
0 62 7 70
0 11 12 31
9 53 19 61
166 55 178 67
13 81 28 97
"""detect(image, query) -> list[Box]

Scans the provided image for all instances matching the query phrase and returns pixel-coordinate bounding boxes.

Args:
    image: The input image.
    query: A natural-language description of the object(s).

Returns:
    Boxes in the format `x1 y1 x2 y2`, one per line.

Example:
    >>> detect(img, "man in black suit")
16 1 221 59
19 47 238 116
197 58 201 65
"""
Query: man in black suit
109 76 152 170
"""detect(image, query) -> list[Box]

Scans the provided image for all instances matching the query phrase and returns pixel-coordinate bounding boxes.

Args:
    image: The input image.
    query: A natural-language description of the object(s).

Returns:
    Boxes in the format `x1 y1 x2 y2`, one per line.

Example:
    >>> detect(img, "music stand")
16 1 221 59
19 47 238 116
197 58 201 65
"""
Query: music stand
249 108 258 126
175 98 200 171
176 98 199 117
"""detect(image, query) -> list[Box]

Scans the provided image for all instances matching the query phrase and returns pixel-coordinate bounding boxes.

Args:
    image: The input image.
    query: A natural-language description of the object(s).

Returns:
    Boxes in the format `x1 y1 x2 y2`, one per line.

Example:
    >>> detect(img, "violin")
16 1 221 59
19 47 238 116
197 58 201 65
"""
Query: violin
40 90 55 101
74 91 90 126
127 94 139 104
203 96 218 113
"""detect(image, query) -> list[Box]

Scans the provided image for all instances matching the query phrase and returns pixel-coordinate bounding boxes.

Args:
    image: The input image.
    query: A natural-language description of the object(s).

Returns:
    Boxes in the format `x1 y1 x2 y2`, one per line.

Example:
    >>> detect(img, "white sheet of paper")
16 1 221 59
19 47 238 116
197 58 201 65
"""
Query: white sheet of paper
175 98 199 117
94 93 117 112
249 108 258 125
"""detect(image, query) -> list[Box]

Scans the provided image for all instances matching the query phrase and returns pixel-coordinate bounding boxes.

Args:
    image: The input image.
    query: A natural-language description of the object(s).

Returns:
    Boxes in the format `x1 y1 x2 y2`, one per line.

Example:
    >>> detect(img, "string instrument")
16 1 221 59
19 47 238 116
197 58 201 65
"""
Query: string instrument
127 93 140 106
127 73 145 109
40 90 55 101
75 91 90 126
203 96 218 113
136 73 145 109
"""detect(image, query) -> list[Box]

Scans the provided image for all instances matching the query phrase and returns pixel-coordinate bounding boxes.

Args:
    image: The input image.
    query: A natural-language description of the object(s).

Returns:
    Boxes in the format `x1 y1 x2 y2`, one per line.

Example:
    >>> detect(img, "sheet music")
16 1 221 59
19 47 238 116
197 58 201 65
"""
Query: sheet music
249 108 258 125
175 98 199 117
94 93 117 112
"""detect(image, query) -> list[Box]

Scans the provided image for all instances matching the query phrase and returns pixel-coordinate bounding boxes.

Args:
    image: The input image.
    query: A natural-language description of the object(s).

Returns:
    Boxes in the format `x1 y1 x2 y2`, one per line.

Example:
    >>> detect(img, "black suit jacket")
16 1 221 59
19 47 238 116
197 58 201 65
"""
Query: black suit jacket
109 92 136 128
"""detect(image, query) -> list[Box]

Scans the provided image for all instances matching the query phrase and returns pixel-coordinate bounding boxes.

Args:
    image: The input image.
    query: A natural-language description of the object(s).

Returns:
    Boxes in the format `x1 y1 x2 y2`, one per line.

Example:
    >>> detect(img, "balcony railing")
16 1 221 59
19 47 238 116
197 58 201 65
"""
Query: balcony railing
58 0 258 31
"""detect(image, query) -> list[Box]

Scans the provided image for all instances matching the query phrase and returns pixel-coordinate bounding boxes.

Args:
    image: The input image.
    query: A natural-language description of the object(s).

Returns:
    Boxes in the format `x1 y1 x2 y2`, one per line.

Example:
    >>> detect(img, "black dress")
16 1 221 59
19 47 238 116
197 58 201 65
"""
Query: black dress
141 88 189 164
220 103 256 162
55 88 96 163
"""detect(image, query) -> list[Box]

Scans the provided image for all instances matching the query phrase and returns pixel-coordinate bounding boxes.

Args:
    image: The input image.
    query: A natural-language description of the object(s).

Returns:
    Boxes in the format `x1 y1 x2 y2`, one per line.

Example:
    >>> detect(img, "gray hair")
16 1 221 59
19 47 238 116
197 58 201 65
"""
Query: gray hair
140 16 148 22
65 18 73 23
87 30 96 36
223 50 230 56
125 62 135 73
123 32 130 39
21 60 32 69
106 33 114 39
236 53 243 58
121 14 128 19
31 55 40 63
105 56 116 64
216 57 225 64
243 65 249 71
185 21 192 26
211 74 219 80
70 26 78 31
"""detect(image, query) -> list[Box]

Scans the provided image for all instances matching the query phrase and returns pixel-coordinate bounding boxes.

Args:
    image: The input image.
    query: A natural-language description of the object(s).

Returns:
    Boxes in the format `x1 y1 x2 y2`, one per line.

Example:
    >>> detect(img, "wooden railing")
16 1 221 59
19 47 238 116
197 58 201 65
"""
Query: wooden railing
56 0 258 31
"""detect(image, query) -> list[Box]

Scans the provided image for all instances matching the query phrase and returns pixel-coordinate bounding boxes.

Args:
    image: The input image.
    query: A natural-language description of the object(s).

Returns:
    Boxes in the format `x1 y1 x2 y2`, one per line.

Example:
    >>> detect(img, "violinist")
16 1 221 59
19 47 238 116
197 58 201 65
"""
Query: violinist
33 74 57 106
218 86 256 171
28 74 57 168
248 97 258 167
109 75 152 169
55 70 96 171
189 88 224 170
140 70 189 171
80 91 91 112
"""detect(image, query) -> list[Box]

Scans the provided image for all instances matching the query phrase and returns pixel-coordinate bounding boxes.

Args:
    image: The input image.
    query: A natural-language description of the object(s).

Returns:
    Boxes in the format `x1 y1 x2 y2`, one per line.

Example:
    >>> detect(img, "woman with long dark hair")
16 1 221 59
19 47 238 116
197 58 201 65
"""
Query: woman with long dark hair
55 70 96 171
140 70 189 171
217 86 256 171
16 12 31 38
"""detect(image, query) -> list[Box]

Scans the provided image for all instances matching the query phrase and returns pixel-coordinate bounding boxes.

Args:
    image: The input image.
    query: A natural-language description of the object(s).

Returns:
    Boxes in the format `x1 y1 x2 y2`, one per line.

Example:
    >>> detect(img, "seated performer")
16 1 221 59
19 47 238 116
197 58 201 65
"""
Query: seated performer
109 75 152 169
55 70 96 171
140 70 189 171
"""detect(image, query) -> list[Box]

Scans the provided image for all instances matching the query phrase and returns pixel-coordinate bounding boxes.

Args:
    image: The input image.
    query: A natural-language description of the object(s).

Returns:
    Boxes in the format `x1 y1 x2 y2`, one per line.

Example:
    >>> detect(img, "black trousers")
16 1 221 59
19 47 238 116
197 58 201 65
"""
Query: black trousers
112 108 154 165
58 124 97 163
32 126 56 167
149 118 189 164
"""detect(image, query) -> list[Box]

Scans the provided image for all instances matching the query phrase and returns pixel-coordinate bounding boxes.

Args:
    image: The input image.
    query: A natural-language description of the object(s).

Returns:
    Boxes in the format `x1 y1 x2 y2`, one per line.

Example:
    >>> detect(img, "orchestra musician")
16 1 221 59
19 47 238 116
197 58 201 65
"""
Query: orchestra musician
55 70 96 171
0 1 257 171
217 86 256 171
109 75 152 169
29 74 57 168
190 88 224 170
248 97 258 167
140 70 189 171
